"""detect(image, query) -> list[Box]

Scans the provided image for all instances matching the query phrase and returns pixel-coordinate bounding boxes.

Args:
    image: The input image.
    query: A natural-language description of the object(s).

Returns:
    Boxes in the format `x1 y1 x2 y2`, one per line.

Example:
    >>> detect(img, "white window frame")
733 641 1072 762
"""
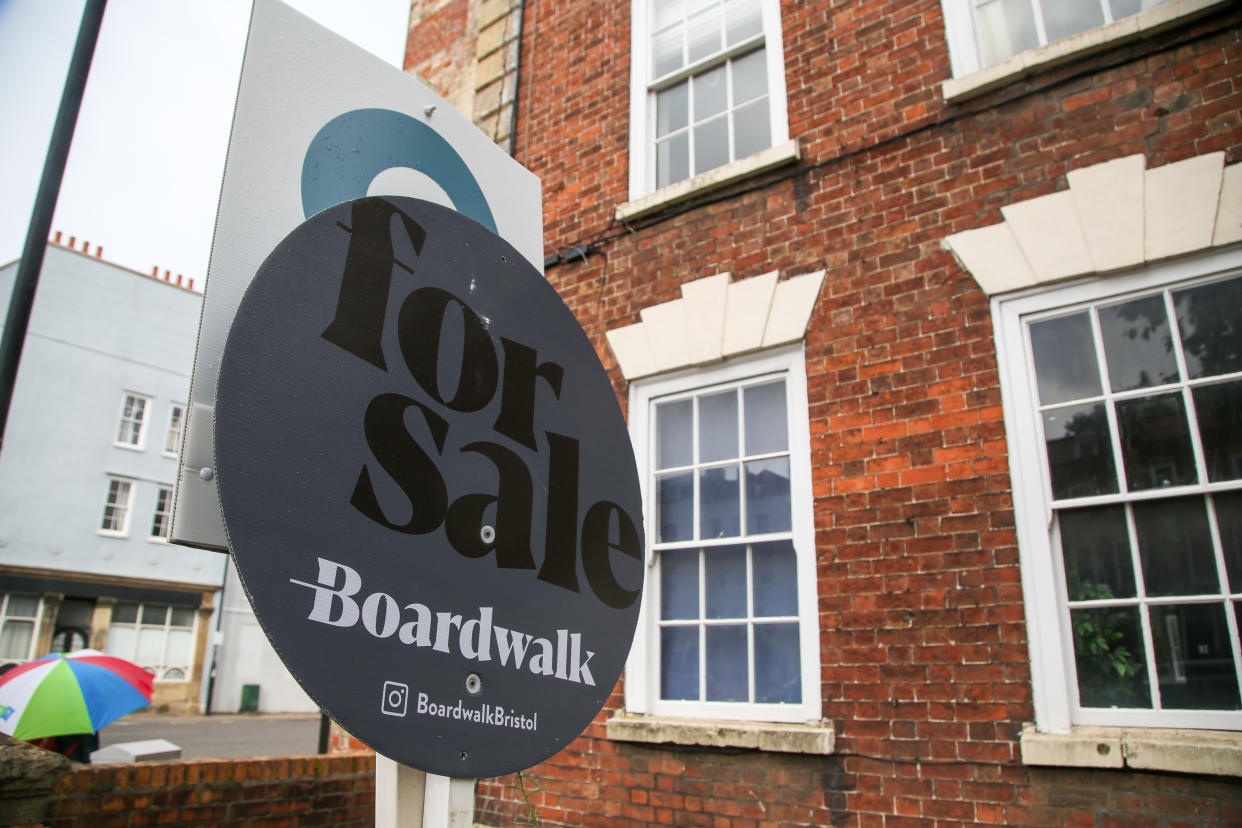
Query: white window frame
105 602 197 682
624 345 820 723
114 392 151 450
628 0 790 201
0 593 44 666
994 245 1242 733
938 0 1218 98
99 475 135 537
163 403 185 457
149 485 174 542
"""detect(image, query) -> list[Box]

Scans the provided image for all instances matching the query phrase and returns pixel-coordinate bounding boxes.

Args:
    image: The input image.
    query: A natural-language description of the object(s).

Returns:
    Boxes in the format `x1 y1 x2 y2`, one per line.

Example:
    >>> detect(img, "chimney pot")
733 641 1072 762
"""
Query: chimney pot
188 278 195 291
69 236 76 248
53 231 62 244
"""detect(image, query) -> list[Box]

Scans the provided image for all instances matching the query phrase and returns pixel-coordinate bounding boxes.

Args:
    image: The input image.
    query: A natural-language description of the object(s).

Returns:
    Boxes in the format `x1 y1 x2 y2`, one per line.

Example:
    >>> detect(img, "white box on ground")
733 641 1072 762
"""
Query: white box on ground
90 739 182 763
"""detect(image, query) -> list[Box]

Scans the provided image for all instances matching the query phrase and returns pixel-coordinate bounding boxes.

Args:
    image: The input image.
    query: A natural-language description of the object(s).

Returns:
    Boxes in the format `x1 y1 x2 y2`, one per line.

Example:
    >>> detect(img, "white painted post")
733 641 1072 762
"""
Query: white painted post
375 755 425 828
423 774 477 827
376 756 476 828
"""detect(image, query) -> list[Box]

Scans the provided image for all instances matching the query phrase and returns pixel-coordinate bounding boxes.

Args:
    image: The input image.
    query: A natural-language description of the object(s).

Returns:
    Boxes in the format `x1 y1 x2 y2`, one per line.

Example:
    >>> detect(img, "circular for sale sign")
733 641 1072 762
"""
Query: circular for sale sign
214 197 644 778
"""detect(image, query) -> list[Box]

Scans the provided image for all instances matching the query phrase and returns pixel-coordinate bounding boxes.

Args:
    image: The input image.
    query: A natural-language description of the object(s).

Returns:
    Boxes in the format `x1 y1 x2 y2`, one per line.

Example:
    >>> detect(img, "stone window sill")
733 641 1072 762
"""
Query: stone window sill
942 0 1230 103
1020 723 1242 777
616 140 801 223
605 713 834 755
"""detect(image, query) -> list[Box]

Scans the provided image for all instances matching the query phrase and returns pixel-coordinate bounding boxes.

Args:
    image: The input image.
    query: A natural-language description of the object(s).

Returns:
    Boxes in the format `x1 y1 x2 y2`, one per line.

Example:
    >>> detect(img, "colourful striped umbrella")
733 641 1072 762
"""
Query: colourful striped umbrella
0 649 153 740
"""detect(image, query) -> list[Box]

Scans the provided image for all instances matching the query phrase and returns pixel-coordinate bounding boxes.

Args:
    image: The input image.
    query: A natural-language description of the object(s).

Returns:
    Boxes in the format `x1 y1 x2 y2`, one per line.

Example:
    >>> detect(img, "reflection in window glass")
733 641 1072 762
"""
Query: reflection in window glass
1175 276 1242 379
1152 603 1241 710
656 399 693 469
700 466 741 538
1193 381 1242 483
1031 312 1101 405
746 457 791 533
661 549 699 620
1218 492 1242 593
1115 393 1196 491
1042 403 1117 499
1072 606 1151 709
744 381 787 454
1132 497 1218 597
1059 506 1134 601
753 541 798 616
1098 294 1179 392
657 471 693 542
971 0 1176 67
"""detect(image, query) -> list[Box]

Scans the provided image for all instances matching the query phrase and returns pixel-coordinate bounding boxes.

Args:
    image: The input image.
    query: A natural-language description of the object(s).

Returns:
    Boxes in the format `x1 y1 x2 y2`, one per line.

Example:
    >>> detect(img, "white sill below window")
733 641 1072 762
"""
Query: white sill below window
606 713 834 755
1020 724 1242 777
616 140 801 223
942 0 1230 103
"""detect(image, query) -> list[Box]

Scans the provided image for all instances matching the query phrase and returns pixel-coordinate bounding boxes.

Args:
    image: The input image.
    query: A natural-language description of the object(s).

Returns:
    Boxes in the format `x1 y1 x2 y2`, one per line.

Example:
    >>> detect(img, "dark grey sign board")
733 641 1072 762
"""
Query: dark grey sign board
215 197 644 778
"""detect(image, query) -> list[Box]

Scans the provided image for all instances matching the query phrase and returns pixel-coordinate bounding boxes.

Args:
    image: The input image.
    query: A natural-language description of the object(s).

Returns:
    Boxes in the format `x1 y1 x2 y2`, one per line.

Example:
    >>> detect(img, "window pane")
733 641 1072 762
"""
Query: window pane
0 620 33 660
1151 603 1240 710
112 603 139 624
705 545 747 618
755 622 801 703
1193 381 1242 482
141 605 168 626
6 595 38 617
163 667 186 680
661 548 700 620
705 624 748 701
699 390 738 462
657 471 694 542
693 115 730 176
700 465 740 538
653 0 684 31
657 132 690 188
692 64 727 120
1040 0 1104 43
1043 403 1118 499
1098 295 1179 392
1031 312 1101 405
652 25 684 77
1175 276 1242 379
1218 491 1242 592
165 405 184 454
1133 497 1219 597
170 607 194 628
105 626 135 659
974 0 1039 66
1116 393 1196 491
656 399 693 469
1110 0 1141 16
686 8 722 63
656 83 689 137
1059 505 1135 600
165 629 193 666
661 626 699 699
744 381 786 455
753 540 798 616
1072 606 1151 708
725 0 762 45
732 98 770 161
136 628 164 665
732 47 767 103
746 457 791 534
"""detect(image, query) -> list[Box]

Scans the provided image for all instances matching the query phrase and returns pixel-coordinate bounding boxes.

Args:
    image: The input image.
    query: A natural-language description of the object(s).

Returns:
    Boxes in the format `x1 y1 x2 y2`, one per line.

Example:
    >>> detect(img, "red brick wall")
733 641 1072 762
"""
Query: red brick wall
44 753 375 827
414 0 1242 825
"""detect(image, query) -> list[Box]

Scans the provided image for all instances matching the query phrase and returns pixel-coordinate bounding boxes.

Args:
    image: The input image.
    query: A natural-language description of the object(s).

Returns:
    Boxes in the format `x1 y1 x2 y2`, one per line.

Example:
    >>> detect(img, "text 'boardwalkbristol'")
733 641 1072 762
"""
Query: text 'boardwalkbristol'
214 197 644 778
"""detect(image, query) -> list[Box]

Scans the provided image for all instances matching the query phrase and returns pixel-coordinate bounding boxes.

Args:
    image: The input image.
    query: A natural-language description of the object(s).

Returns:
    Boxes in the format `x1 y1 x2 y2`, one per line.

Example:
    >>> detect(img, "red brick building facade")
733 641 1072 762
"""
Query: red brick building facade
402 0 1242 824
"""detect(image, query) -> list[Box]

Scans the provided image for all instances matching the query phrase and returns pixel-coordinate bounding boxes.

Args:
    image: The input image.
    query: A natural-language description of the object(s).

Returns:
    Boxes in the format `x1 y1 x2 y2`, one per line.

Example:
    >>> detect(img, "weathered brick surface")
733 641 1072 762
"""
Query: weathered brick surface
405 0 1242 825
43 753 375 827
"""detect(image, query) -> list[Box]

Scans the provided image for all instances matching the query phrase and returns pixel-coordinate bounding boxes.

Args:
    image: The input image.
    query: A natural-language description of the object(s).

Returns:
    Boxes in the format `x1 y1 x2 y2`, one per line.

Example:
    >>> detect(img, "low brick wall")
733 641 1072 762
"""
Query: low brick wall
44 752 375 827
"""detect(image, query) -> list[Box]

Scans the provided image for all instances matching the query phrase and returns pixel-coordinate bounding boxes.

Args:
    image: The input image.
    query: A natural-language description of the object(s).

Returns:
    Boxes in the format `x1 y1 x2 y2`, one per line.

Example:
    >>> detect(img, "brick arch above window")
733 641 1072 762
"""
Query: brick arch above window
605 269 825 381
944 152 1242 296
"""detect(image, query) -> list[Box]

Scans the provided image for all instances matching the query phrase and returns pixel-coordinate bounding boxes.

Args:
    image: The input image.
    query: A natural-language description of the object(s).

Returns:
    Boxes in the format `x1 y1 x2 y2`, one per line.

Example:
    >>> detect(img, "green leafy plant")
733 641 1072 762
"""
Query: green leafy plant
1071 581 1145 707
507 770 546 827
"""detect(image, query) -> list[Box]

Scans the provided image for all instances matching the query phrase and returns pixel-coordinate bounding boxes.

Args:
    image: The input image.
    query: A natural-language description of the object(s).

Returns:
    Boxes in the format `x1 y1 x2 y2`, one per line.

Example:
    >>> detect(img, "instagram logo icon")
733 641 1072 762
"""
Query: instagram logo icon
381 681 409 717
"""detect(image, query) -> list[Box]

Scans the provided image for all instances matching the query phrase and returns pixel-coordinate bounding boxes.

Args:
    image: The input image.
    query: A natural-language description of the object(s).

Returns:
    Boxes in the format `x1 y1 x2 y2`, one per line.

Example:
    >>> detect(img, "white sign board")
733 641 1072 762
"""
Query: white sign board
171 0 542 550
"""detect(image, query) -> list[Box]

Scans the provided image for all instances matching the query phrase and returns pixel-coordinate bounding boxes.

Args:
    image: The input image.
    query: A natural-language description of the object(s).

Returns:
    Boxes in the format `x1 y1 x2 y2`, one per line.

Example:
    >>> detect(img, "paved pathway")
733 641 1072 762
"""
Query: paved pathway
98 712 326 760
